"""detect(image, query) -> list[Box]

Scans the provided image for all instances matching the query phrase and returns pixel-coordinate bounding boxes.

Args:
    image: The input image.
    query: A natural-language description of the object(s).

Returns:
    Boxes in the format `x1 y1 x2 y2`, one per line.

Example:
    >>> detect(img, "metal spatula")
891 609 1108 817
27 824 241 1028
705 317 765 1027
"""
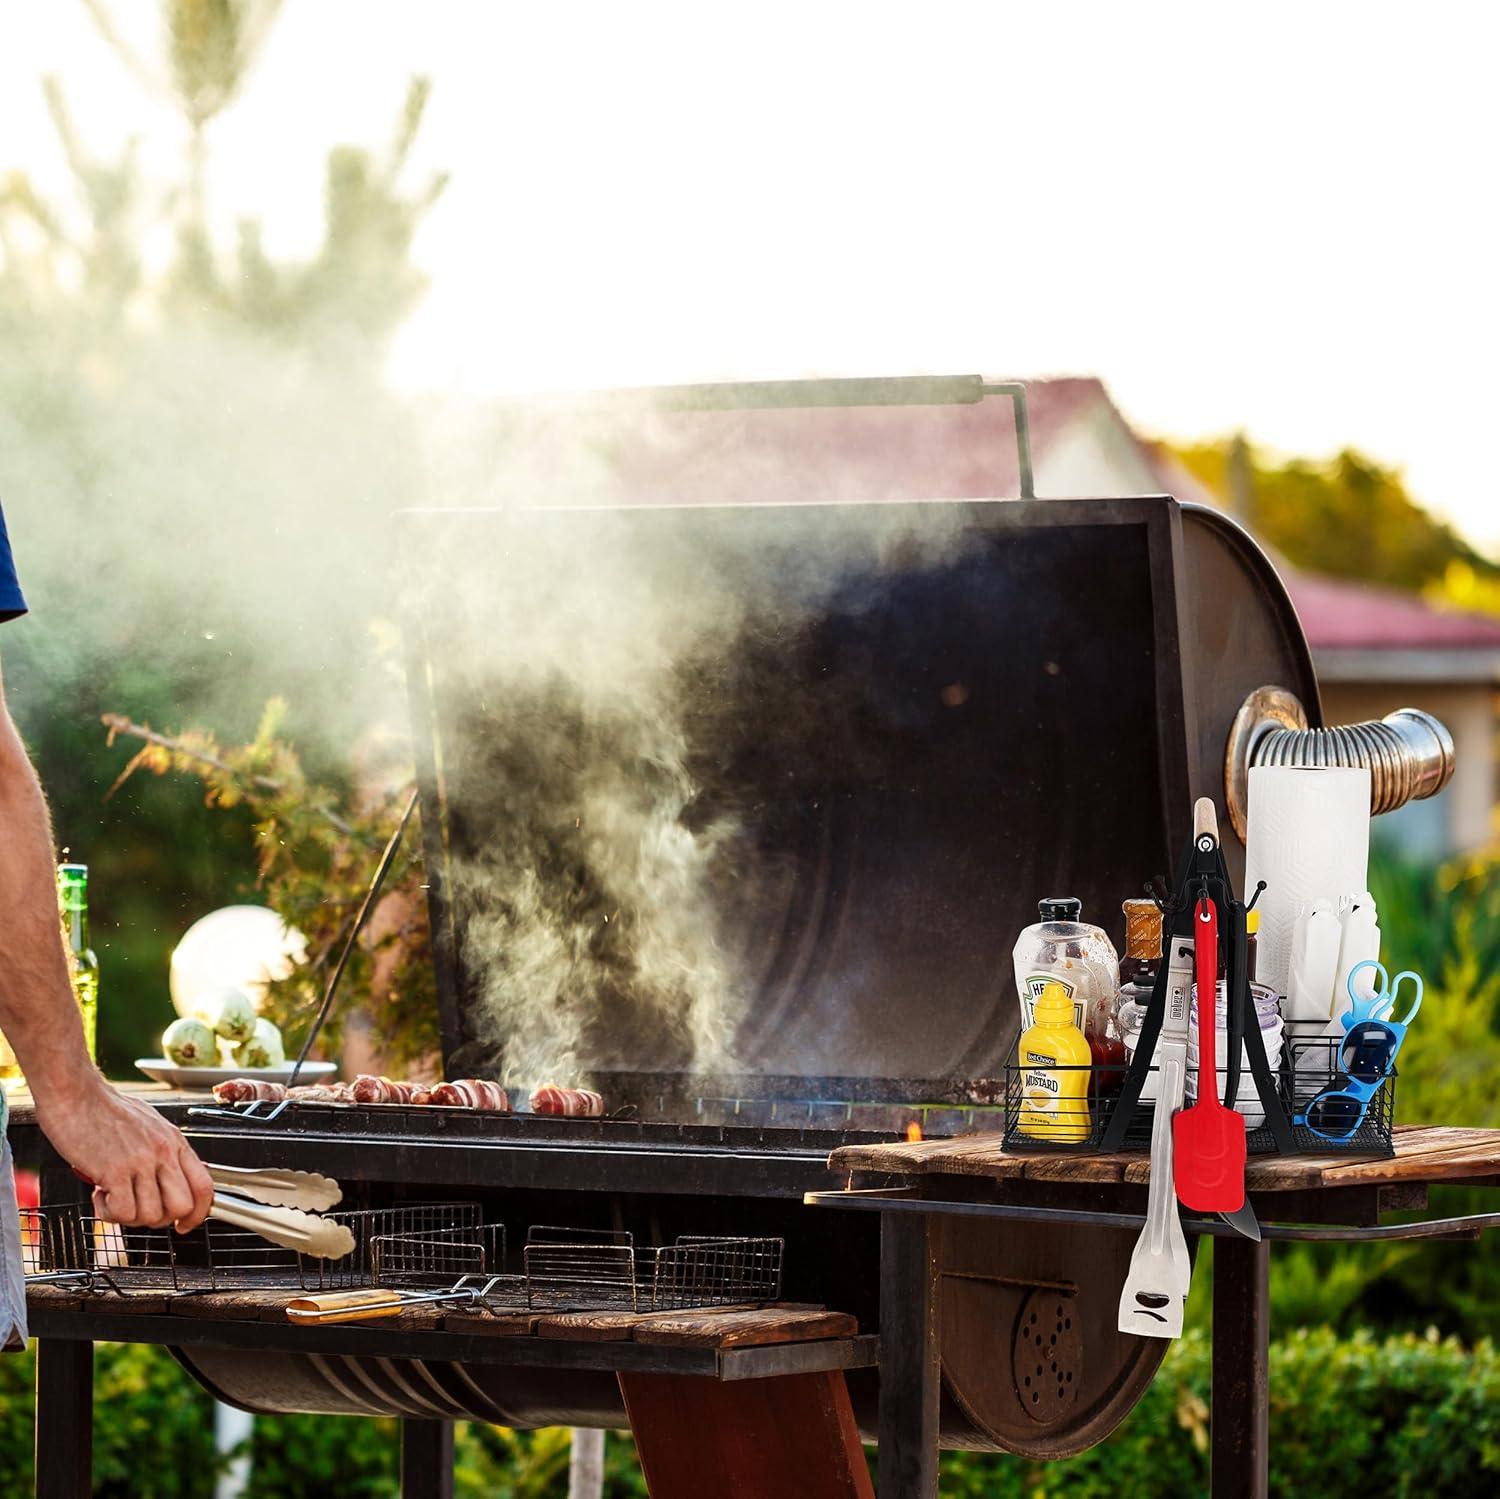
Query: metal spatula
1118 920 1195 1339
1118 1050 1191 1339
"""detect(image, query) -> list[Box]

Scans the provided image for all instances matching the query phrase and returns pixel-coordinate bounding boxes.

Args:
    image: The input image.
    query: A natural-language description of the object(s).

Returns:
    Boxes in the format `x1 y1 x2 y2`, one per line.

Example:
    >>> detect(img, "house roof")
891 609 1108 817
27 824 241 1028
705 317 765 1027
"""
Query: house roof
1282 571 1500 651
495 374 1500 674
496 374 1109 507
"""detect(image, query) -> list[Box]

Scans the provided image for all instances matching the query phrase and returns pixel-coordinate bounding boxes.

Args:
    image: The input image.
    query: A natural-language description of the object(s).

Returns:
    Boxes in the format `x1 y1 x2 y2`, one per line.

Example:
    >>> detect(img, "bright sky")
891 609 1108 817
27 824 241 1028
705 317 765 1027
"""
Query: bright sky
3 1 1498 548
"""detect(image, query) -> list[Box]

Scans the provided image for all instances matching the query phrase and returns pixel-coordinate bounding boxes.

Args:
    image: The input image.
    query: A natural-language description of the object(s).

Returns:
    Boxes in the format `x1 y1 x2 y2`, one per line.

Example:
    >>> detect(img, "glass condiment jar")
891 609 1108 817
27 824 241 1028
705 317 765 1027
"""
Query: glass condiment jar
1011 897 1120 1049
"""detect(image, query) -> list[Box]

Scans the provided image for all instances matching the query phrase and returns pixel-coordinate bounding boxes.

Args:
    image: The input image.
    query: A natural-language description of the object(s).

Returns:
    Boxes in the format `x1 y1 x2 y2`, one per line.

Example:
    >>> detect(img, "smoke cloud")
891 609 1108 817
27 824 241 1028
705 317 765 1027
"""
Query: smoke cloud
1 311 994 1087
405 466 977 1086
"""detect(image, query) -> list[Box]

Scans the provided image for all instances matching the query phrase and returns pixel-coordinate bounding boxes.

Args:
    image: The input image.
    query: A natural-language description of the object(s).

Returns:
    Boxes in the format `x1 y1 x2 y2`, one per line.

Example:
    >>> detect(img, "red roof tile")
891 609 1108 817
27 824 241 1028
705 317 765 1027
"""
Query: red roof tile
1283 569 1500 651
502 373 1500 657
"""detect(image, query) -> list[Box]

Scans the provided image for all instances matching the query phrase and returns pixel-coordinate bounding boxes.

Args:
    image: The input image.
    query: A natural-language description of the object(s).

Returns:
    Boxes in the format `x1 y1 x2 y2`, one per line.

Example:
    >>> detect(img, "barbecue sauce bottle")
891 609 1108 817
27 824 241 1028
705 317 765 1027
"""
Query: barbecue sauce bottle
1016 982 1092 1142
1118 899 1163 987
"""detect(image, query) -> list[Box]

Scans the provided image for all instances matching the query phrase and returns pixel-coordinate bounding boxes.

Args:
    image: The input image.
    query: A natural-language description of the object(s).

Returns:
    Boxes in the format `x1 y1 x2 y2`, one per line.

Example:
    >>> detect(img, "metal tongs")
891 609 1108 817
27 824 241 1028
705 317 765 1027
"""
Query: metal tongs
207 1164 342 1212
205 1163 352 1260
189 790 419 1129
76 1163 353 1261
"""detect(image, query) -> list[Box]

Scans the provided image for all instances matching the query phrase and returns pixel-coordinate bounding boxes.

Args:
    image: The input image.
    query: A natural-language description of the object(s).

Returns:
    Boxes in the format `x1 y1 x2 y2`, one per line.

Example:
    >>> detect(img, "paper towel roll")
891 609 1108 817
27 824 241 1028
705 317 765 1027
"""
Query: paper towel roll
1244 766 1371 998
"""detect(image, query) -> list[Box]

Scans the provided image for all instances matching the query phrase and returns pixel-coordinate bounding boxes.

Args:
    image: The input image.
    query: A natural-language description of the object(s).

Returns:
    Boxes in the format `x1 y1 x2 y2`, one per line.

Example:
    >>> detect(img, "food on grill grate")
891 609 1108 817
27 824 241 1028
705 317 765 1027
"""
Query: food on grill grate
213 1078 288 1103
430 1079 509 1110
289 1081 356 1103
352 1075 434 1105
530 1085 604 1118
211 1075 508 1109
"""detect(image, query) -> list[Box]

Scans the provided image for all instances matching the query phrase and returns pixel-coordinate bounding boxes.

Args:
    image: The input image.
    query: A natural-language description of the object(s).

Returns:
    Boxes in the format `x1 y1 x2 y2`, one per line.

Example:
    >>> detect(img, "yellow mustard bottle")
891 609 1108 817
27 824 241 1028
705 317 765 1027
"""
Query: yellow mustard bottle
1016 981 1092 1142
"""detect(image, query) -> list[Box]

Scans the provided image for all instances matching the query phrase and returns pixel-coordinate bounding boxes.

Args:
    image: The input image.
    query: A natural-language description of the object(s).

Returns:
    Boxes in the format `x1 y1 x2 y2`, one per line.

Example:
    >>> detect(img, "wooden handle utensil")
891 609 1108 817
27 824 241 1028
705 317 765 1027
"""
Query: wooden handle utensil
285 1289 410 1324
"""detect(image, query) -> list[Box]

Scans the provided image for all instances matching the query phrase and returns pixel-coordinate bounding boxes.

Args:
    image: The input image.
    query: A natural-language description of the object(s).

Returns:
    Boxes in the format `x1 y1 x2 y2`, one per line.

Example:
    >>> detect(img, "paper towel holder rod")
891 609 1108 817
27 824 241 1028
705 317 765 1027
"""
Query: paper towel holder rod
1224 686 1456 844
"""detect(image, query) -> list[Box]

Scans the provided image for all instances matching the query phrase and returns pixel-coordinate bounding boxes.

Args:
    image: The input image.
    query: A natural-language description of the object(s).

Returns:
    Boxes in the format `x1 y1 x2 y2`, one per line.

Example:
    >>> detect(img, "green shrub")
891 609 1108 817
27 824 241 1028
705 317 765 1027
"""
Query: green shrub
941 1328 1500 1497
4 1331 1498 1495
1265 849 1500 1338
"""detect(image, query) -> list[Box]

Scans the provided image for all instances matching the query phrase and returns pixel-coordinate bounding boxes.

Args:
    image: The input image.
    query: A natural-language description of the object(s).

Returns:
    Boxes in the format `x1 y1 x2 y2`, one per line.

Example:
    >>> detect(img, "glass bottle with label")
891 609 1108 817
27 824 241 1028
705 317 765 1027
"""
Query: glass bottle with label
58 863 99 1063
1011 896 1120 1043
0 864 98 1090
0 1028 19 1092
1118 898 1164 988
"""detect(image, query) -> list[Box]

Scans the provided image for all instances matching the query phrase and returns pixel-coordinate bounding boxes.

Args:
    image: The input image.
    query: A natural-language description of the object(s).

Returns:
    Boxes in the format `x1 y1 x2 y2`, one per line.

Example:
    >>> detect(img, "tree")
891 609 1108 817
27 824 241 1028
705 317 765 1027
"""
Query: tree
1171 437 1498 593
0 1 445 1073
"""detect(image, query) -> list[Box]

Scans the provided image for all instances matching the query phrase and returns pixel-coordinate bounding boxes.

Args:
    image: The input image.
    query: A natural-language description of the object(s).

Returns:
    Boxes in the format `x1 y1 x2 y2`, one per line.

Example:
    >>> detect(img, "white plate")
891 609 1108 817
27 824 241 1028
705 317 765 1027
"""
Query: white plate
135 1058 338 1090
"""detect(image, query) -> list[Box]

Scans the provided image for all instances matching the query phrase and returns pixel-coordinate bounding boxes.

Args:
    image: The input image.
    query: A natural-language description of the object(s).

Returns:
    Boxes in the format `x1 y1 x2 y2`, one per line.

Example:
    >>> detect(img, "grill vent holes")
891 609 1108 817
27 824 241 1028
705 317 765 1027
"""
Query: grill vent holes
1013 1289 1082 1423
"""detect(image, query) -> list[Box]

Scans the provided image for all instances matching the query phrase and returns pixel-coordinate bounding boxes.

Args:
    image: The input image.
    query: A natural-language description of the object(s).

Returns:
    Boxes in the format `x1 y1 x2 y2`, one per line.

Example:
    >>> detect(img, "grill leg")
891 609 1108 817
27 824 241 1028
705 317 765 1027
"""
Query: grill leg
400 1418 454 1499
1212 1236 1270 1499
877 1211 939 1499
35 1337 93 1499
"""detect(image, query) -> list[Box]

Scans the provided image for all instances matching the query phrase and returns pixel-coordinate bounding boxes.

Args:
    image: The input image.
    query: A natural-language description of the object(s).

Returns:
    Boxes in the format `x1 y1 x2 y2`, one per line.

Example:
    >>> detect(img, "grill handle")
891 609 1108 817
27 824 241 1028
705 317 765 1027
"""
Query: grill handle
1224 686 1455 843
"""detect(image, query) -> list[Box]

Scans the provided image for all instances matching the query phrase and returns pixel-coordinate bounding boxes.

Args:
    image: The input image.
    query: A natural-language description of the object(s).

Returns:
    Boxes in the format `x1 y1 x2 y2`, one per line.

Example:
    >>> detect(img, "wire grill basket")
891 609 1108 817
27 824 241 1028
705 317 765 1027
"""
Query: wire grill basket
22 1207 250 1293
523 1227 783 1311
23 1201 489 1295
311 1202 484 1289
371 1224 510 1289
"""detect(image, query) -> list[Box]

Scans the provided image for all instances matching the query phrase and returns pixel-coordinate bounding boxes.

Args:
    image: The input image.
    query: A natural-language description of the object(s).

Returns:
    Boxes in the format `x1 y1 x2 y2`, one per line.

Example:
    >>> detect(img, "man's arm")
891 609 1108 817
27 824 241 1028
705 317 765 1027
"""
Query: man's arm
0 671 213 1230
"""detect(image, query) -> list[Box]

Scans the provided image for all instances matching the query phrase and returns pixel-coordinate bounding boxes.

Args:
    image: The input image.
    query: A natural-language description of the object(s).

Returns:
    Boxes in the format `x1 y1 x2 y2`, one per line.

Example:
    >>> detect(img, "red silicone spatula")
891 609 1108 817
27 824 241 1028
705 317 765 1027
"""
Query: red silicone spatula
1173 893 1247 1212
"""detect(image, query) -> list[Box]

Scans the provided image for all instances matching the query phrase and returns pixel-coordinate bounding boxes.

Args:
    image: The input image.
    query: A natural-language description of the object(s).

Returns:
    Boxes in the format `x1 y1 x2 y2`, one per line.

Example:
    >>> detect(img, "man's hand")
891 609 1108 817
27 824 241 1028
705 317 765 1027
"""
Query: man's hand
35 1078 215 1231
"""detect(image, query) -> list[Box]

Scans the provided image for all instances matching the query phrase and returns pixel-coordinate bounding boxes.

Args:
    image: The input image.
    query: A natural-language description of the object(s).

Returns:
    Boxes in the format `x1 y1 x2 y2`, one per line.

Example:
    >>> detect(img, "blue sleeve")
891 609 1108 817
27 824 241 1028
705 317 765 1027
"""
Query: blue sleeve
0 503 26 623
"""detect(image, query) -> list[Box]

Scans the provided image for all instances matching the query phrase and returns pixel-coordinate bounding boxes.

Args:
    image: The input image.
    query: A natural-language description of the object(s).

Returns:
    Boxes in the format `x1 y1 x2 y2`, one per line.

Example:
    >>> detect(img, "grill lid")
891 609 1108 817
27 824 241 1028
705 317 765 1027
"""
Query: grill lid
401 380 1315 1090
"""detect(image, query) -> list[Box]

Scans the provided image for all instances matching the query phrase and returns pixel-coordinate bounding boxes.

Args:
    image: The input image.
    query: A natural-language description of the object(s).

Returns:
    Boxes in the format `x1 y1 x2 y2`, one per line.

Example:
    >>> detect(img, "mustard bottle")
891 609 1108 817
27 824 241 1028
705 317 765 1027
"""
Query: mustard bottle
1016 981 1093 1142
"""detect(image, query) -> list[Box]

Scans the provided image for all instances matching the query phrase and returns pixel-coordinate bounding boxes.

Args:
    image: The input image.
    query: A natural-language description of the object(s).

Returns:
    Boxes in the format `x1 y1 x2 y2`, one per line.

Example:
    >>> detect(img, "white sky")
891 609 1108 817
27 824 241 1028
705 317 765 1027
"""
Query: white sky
3 1 1497 548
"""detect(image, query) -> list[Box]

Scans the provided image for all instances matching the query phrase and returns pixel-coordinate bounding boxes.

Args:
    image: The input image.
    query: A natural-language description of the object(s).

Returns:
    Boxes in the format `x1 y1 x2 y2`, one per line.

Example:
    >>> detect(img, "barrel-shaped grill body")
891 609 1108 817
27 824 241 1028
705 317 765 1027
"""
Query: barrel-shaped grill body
177 384 1325 1454
407 495 1316 1085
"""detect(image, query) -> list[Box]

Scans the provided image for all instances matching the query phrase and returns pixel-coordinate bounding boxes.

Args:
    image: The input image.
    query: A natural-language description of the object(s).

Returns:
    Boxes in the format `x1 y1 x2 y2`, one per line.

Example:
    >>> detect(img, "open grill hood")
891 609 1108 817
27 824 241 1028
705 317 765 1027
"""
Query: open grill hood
401 380 1317 1093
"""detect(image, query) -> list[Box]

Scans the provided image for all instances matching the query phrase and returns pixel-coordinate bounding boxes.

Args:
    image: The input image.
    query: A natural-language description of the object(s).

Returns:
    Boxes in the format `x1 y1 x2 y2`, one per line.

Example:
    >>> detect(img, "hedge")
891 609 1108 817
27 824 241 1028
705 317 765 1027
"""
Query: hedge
2 1327 1496 1496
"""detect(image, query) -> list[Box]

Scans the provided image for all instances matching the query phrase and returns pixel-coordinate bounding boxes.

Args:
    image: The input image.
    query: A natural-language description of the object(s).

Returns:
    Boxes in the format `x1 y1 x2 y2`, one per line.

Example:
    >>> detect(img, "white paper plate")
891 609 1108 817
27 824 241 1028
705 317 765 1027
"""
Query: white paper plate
135 1058 337 1090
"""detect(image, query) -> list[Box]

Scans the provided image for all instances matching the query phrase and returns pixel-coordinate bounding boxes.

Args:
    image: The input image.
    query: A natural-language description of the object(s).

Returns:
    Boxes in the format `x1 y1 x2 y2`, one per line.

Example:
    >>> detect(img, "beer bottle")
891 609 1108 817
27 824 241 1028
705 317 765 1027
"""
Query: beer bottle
57 863 99 1062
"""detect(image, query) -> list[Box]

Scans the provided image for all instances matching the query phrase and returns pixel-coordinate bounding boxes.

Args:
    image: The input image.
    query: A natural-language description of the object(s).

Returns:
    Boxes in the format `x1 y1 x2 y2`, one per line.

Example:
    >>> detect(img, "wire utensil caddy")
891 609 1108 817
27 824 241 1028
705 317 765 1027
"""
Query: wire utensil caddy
1000 1021 1396 1157
1003 805 1396 1159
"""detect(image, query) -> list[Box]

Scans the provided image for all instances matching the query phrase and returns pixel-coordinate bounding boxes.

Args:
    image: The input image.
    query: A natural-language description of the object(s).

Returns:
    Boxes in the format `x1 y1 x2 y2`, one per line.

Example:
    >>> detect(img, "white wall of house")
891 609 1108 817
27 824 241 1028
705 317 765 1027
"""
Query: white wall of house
1034 405 1165 498
1319 679 1497 858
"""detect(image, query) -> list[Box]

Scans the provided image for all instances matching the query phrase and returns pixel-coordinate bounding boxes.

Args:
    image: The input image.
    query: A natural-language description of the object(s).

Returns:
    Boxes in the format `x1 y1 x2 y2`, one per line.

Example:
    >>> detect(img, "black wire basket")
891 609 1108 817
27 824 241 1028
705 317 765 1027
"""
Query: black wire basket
1001 1019 1394 1158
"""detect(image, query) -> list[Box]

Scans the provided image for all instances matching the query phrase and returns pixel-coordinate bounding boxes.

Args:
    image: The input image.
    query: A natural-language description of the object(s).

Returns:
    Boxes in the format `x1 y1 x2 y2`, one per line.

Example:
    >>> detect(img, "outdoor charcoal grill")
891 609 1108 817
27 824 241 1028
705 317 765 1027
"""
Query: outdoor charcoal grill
19 377 1471 1495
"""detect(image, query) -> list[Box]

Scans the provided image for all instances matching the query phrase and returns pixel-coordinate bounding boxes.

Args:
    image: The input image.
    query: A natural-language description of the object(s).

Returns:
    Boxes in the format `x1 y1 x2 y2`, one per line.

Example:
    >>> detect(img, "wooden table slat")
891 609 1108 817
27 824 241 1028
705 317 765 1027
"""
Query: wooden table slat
1318 1141 1500 1186
168 1290 293 1322
827 1125 1500 1192
829 1135 1031 1178
440 1310 543 1337
633 1308 858 1349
